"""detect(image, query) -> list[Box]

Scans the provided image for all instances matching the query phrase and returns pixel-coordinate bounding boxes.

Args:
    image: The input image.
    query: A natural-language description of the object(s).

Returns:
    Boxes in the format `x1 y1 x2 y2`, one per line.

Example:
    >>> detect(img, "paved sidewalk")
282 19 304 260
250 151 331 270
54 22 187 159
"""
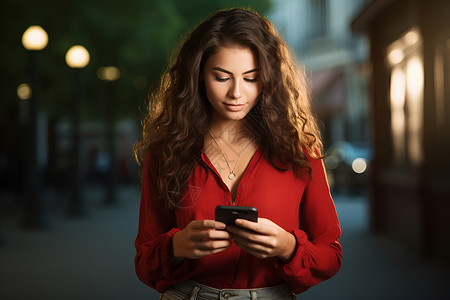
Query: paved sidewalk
302 195 450 300
1 187 449 299
0 185 157 300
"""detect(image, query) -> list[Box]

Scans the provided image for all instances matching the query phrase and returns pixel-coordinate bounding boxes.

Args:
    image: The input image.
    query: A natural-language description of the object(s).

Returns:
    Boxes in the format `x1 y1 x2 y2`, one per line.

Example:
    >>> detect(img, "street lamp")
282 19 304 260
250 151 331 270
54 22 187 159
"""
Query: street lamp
22 26 48 51
65 45 90 69
98 66 120 205
66 45 90 216
21 25 48 229
17 83 32 100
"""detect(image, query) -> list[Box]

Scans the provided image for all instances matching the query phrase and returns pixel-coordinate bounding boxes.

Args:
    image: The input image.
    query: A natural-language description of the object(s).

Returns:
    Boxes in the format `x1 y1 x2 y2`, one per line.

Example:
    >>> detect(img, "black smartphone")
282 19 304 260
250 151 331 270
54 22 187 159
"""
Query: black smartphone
215 205 258 226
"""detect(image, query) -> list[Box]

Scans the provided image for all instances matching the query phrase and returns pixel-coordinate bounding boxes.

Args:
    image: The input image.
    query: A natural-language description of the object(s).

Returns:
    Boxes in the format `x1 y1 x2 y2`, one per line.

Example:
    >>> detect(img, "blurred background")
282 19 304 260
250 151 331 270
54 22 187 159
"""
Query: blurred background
1 0 449 299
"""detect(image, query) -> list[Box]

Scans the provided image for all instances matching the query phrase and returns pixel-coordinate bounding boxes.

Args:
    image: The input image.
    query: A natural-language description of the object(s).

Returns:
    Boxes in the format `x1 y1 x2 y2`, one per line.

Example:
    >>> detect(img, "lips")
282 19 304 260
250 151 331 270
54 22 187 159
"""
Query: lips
224 103 245 112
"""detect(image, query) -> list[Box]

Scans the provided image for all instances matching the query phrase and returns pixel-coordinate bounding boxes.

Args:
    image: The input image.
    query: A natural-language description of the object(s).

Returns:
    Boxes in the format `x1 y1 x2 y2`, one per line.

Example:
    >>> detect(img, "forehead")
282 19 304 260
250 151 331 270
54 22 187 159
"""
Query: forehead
204 47 258 72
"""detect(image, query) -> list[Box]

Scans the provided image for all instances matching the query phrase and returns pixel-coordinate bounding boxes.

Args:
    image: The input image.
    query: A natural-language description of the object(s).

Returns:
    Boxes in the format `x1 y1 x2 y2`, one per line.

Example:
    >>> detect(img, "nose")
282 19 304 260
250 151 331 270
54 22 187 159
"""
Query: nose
229 79 242 99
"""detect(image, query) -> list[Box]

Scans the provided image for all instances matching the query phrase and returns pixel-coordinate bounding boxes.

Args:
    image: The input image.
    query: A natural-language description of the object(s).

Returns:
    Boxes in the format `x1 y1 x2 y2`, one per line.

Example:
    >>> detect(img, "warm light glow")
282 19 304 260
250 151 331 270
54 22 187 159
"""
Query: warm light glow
17 83 32 100
390 66 406 162
406 56 424 101
65 45 90 68
390 68 406 109
404 30 419 46
352 158 367 174
97 66 120 81
434 49 445 132
387 29 424 165
391 110 405 140
387 48 404 65
22 26 48 51
406 56 424 164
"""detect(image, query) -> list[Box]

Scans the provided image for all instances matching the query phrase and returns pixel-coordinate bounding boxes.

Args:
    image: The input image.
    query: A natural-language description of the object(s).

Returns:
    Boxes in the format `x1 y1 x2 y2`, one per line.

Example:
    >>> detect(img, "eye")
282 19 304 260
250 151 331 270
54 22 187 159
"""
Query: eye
244 77 258 83
215 76 229 82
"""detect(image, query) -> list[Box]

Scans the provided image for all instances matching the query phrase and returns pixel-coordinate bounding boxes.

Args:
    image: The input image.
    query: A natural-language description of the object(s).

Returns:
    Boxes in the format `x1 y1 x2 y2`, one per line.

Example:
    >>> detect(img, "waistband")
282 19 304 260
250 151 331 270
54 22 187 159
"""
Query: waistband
166 280 295 300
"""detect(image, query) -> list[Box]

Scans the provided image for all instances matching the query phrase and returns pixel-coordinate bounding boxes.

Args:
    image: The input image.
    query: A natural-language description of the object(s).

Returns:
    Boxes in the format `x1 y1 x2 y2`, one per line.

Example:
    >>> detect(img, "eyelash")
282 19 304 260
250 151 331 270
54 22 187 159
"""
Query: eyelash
214 76 258 83
215 77 229 82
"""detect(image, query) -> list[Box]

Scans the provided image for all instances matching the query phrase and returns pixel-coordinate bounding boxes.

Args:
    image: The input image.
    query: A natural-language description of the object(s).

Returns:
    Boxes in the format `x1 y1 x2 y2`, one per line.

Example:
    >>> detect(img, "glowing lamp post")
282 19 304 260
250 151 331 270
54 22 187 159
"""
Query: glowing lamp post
66 45 90 216
98 66 120 205
22 26 48 51
65 45 90 69
20 25 48 228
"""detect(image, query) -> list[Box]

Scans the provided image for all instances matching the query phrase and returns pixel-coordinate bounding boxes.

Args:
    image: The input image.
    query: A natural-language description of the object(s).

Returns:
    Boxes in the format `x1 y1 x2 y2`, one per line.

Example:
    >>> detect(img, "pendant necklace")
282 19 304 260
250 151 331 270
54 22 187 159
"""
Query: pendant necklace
208 130 251 180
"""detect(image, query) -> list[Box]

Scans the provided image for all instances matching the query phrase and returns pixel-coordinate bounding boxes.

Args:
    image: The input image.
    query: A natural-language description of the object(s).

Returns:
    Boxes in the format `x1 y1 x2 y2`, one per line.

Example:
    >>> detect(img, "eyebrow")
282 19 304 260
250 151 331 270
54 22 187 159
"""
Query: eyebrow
212 67 259 75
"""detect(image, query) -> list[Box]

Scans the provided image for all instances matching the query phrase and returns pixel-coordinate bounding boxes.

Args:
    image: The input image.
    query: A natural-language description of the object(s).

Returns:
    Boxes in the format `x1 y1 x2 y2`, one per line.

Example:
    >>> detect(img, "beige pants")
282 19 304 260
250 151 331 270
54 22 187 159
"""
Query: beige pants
160 280 296 300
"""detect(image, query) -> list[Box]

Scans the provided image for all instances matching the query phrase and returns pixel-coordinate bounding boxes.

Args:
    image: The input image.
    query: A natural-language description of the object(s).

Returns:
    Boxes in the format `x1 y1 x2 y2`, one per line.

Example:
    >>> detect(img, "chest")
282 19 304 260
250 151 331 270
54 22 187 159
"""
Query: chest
209 143 258 201
175 156 307 230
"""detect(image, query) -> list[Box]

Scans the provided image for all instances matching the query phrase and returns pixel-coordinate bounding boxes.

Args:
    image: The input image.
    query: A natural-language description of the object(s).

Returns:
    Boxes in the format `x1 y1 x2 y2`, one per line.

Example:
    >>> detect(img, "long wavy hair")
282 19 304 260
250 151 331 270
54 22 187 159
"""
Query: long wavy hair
133 8 323 211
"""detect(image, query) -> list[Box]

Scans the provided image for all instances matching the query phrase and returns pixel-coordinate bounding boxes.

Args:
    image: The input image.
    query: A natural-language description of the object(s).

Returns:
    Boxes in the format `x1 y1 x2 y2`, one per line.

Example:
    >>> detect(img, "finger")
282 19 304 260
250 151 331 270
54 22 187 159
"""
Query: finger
235 218 276 236
233 239 271 258
196 240 232 251
206 246 232 255
227 226 261 242
208 230 232 240
190 228 232 241
199 229 232 240
227 226 262 243
229 231 274 248
191 220 227 231
226 225 250 235
214 221 227 230
234 218 264 232
191 220 217 229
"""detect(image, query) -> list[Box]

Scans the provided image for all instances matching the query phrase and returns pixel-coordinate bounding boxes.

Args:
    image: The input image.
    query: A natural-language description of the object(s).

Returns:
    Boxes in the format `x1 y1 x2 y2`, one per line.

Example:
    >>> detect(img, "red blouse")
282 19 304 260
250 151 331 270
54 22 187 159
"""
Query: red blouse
135 148 342 294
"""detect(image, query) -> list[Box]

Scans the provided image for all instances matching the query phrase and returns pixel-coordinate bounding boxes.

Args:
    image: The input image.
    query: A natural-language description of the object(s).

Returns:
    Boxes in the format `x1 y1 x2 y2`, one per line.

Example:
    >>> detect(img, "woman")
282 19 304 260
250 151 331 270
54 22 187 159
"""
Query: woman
133 8 342 299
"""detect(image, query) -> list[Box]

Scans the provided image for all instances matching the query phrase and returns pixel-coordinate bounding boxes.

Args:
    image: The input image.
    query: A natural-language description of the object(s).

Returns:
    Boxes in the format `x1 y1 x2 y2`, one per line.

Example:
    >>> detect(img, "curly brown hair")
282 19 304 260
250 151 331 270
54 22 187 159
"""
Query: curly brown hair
133 8 323 211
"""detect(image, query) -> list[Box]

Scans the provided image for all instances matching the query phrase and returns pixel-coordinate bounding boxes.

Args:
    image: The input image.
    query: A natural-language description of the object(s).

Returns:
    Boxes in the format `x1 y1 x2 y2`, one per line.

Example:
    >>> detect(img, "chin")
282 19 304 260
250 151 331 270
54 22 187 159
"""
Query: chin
226 113 247 121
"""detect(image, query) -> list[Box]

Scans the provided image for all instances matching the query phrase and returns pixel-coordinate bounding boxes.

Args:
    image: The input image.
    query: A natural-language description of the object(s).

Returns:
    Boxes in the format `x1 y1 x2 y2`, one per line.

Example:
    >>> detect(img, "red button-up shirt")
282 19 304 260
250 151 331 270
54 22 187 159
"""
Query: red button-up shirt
135 148 342 294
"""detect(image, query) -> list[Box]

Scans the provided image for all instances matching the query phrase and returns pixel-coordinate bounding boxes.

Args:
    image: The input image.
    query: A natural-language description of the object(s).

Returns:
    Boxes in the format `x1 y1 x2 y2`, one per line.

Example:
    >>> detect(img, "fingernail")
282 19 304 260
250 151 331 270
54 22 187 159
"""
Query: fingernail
235 219 242 225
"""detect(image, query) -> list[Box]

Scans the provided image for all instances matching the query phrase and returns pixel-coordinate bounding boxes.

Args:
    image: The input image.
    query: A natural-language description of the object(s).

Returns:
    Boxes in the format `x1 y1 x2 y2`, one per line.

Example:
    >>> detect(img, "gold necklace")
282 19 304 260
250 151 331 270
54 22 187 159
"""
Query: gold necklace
208 130 251 180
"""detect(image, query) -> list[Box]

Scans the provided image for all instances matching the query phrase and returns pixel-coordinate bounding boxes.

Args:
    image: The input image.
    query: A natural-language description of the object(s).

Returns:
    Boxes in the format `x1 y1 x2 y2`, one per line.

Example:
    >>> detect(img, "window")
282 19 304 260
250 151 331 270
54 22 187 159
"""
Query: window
309 0 328 39
387 28 424 166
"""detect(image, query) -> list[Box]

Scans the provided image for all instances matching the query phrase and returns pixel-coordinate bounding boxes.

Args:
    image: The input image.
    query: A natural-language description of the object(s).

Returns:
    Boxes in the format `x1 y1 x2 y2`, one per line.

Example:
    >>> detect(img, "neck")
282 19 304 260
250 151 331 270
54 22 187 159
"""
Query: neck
208 119 248 144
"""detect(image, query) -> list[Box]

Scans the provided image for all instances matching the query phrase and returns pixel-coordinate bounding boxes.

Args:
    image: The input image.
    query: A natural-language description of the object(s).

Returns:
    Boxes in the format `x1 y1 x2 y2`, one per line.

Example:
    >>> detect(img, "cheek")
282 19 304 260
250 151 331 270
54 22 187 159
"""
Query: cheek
247 84 262 100
205 82 226 101
204 82 215 101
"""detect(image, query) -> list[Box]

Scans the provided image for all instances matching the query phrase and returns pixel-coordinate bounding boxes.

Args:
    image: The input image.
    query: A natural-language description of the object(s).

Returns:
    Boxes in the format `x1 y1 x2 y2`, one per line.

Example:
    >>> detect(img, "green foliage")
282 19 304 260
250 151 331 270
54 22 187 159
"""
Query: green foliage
0 0 271 122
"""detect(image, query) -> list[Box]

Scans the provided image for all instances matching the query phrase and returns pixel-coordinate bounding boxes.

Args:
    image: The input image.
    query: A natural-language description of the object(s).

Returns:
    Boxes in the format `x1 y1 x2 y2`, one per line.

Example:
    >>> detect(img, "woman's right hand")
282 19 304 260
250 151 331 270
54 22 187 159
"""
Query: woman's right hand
172 220 232 259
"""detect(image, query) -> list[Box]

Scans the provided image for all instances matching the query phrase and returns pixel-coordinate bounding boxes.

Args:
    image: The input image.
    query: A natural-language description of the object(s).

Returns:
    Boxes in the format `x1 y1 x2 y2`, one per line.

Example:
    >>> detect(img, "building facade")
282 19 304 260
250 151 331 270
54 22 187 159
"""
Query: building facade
352 0 450 258
270 0 370 145
269 0 371 191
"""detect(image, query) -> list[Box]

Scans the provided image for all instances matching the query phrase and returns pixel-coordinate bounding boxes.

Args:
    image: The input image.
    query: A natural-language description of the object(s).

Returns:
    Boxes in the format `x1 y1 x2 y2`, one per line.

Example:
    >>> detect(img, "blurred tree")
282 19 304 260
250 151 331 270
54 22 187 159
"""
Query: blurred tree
0 0 271 122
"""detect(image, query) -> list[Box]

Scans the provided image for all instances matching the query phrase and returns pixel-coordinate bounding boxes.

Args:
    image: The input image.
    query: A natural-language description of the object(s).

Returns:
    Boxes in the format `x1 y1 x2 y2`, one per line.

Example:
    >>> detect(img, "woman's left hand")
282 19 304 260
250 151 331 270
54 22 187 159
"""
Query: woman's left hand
226 218 297 261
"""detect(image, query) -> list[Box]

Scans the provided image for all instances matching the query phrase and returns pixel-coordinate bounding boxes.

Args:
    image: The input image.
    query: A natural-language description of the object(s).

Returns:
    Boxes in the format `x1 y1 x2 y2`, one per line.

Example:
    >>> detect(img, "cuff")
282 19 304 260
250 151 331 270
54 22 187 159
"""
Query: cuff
274 229 308 270
161 228 190 280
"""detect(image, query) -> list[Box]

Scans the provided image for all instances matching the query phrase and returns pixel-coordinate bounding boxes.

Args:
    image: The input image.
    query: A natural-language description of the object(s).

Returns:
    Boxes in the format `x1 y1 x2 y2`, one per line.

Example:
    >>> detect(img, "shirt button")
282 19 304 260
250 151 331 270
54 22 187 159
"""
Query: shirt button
222 292 231 299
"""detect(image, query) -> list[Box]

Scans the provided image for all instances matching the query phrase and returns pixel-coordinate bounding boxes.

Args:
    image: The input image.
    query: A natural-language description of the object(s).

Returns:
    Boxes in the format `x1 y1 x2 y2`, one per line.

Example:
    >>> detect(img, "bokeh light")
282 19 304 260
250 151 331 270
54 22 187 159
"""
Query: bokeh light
17 83 32 100
352 158 368 174
21 25 48 51
65 45 90 68
97 66 121 81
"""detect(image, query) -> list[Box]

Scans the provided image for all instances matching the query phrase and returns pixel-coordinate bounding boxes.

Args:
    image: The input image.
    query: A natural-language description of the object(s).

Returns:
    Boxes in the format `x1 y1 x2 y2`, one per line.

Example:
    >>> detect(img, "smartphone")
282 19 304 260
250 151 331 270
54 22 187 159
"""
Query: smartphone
215 205 258 226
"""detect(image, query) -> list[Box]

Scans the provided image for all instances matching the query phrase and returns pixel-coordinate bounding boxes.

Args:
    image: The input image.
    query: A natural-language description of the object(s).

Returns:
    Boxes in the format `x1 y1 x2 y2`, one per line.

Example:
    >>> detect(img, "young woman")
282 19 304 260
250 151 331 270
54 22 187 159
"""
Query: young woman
133 8 342 299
